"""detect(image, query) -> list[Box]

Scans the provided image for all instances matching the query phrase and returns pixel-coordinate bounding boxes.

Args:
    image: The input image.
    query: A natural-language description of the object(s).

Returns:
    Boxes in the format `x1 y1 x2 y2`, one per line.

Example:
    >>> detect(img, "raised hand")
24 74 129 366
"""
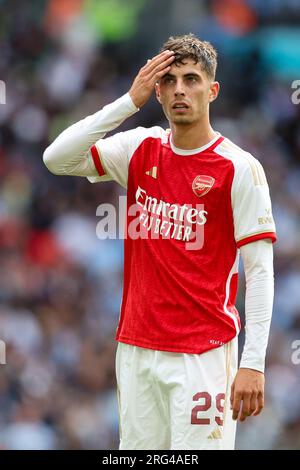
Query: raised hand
129 50 175 109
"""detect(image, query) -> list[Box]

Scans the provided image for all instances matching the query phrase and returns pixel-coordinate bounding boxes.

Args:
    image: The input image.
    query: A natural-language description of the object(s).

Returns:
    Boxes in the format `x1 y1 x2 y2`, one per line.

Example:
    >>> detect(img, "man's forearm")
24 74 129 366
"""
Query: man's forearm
239 239 274 373
43 93 138 176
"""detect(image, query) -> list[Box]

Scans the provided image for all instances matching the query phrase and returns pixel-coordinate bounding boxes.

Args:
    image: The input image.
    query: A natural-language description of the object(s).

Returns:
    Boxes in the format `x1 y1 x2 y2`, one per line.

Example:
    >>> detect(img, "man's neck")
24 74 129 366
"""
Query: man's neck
170 120 217 150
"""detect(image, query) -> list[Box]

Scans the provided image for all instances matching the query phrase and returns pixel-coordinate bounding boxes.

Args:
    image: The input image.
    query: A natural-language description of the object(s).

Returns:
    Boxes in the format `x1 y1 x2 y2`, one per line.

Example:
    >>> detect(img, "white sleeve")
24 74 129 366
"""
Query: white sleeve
43 93 139 181
88 126 150 188
232 156 277 248
239 239 274 373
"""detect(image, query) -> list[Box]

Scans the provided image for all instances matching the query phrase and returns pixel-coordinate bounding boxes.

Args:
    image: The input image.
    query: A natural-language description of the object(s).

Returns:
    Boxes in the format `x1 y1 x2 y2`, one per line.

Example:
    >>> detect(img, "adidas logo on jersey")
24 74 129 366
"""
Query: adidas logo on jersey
145 166 158 179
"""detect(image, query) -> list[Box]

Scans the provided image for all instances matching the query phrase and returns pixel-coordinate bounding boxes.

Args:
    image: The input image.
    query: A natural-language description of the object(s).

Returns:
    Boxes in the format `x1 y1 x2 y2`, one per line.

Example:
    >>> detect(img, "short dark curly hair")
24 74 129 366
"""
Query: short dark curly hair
160 33 217 80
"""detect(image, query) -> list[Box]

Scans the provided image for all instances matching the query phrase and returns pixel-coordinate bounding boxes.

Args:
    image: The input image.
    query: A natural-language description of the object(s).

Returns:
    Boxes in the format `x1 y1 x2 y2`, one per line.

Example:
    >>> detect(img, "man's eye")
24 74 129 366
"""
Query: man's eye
187 76 197 82
164 77 174 84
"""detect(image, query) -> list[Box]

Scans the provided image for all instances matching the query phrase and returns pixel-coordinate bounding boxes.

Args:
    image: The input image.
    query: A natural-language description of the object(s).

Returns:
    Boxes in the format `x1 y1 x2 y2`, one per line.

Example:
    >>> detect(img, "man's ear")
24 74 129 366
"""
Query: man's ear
209 81 220 103
155 82 162 104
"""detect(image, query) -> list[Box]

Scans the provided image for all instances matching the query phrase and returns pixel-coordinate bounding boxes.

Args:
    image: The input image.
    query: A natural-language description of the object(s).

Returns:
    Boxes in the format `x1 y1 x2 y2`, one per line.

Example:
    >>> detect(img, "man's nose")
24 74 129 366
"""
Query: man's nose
174 81 185 96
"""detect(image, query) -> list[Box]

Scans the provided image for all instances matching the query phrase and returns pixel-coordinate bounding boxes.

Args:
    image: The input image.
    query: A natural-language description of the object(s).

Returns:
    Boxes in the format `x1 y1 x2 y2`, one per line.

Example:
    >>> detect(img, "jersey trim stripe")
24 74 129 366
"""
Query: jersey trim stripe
91 144 106 176
236 231 277 248
209 135 225 151
223 251 240 335
242 152 267 186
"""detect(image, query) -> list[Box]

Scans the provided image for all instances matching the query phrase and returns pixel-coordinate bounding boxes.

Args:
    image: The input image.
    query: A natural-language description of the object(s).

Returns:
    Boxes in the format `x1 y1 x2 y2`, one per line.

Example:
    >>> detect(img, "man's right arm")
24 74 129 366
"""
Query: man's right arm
43 93 139 177
43 50 174 179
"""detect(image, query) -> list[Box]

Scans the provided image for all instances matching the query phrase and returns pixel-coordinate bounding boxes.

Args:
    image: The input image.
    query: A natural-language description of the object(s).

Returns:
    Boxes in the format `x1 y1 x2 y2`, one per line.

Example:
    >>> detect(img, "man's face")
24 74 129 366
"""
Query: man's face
155 58 219 125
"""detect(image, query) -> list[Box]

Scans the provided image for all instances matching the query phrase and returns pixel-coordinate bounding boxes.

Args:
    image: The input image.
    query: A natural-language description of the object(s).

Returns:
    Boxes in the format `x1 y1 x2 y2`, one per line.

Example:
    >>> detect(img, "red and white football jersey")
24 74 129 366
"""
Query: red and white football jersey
88 127 277 354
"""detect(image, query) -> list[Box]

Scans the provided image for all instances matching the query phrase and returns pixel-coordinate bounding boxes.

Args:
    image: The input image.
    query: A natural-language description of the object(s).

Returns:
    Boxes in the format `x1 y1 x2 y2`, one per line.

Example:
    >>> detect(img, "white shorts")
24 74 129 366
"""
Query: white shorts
115 337 238 450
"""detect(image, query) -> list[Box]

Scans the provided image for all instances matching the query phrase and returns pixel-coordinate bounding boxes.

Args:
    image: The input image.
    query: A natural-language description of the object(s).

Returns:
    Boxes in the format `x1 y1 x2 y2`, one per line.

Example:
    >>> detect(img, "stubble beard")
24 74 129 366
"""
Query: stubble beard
171 115 194 125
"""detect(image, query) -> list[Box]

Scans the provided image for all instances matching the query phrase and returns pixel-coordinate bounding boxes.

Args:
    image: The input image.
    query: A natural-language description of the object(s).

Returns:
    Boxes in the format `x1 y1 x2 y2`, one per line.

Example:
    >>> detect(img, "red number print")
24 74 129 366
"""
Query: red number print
191 392 225 426
191 392 211 425
215 393 225 426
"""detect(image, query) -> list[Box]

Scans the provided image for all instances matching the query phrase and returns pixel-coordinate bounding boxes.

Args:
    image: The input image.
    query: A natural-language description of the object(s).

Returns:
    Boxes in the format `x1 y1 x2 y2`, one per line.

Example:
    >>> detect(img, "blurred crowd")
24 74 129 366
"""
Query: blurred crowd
0 0 300 449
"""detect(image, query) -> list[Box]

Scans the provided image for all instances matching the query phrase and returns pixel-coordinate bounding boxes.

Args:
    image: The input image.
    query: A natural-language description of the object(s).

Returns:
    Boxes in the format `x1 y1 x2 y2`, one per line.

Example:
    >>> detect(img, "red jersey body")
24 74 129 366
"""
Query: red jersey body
89 127 277 354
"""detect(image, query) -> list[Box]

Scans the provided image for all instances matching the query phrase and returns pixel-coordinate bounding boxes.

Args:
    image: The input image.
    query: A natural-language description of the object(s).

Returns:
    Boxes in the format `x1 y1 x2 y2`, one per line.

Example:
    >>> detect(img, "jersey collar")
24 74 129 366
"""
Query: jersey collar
169 132 222 156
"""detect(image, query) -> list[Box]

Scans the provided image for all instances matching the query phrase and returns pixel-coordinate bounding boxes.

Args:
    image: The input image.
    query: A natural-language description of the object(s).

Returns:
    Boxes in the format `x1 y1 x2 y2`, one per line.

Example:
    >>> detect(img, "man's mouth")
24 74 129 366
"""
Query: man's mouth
172 102 189 109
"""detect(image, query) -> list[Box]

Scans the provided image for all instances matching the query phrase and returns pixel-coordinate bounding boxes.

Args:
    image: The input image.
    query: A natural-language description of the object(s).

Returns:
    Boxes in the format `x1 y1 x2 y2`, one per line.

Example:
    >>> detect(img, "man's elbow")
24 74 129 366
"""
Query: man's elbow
43 145 63 175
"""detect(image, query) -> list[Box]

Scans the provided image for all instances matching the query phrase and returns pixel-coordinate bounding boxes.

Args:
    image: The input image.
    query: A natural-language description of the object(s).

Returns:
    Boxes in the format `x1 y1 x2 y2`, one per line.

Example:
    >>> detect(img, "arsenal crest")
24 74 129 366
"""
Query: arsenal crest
192 175 215 198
